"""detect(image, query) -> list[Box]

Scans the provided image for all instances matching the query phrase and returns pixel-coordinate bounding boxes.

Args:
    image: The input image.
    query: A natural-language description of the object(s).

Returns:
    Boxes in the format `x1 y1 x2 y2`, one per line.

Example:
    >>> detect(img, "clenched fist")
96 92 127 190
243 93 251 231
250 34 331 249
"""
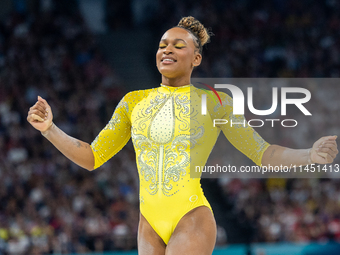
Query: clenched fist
27 96 53 133
310 135 338 164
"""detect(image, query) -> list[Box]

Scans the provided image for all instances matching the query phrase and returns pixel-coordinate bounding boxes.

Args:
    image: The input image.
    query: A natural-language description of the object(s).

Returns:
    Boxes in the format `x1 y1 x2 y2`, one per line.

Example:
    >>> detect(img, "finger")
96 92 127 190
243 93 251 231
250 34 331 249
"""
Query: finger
316 143 338 153
30 102 45 112
314 155 328 164
315 153 333 164
27 114 33 122
317 147 338 158
326 153 334 163
316 136 337 146
317 152 336 162
317 145 337 160
36 100 47 109
317 143 338 152
319 140 337 146
36 99 48 111
38 96 51 110
28 109 46 120
31 113 45 122
323 135 338 142
316 140 337 151
314 138 327 147
317 152 328 158
33 102 46 114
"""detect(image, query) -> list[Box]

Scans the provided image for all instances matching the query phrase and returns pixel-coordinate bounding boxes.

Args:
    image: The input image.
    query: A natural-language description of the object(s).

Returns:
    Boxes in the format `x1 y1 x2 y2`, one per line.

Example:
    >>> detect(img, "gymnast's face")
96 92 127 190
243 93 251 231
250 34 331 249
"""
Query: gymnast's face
156 27 202 79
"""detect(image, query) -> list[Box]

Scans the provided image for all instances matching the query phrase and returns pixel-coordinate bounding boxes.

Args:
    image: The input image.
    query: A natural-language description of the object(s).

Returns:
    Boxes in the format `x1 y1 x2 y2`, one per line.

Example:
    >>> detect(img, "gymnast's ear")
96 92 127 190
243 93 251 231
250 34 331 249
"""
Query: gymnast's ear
192 52 202 67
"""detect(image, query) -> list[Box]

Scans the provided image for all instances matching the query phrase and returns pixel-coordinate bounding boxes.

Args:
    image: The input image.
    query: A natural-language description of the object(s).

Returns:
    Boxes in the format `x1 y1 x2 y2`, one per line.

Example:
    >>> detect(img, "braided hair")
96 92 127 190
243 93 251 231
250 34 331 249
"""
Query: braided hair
175 16 214 54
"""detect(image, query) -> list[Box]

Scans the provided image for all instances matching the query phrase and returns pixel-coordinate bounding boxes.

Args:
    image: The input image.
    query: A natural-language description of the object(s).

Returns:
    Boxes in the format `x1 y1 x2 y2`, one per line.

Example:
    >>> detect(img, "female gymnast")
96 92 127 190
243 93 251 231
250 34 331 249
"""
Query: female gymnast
27 16 338 255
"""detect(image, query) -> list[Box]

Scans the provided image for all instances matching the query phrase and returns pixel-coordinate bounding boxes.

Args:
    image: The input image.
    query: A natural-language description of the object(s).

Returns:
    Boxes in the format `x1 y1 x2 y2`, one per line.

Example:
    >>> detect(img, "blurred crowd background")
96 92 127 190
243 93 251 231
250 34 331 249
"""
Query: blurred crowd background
1 0 340 254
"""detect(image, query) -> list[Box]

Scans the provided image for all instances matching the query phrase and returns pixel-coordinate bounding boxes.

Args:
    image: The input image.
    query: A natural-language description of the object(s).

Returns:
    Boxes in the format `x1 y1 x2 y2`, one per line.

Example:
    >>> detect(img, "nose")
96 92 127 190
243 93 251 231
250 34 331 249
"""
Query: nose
163 44 173 54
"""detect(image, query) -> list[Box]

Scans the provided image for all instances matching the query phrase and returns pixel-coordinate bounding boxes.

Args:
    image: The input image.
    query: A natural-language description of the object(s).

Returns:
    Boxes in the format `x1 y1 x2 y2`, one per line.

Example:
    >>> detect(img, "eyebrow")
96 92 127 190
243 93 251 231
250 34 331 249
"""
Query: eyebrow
160 38 187 43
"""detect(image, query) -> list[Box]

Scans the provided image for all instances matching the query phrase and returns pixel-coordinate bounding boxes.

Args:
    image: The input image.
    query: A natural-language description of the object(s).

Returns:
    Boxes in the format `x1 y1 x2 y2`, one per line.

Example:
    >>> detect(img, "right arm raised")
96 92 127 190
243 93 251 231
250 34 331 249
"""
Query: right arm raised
27 96 95 171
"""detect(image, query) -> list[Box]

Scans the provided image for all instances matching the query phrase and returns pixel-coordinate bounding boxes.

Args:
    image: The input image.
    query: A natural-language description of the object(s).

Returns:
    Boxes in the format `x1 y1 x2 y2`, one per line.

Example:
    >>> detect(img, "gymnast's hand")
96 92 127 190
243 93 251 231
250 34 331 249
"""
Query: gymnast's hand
27 96 53 133
310 135 338 164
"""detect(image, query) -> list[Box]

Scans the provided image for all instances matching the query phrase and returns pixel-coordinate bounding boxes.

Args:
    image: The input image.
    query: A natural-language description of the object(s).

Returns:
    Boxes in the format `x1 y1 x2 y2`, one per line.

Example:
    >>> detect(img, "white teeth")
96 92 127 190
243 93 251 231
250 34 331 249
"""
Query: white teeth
162 59 175 62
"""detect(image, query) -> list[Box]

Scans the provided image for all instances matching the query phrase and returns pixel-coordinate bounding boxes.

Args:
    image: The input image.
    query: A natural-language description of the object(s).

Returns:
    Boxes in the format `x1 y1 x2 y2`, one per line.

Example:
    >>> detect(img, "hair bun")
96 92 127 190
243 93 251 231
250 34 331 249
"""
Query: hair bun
177 16 213 47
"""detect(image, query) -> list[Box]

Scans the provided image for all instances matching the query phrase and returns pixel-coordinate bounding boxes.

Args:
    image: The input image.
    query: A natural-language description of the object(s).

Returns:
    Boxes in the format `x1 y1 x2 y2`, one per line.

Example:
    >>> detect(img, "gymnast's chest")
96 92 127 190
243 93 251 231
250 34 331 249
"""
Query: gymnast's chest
130 93 192 144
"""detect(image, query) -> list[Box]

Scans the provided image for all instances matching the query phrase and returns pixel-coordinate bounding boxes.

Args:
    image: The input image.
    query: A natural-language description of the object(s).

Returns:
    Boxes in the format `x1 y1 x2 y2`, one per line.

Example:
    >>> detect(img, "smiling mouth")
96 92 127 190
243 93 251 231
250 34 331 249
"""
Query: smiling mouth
161 58 177 64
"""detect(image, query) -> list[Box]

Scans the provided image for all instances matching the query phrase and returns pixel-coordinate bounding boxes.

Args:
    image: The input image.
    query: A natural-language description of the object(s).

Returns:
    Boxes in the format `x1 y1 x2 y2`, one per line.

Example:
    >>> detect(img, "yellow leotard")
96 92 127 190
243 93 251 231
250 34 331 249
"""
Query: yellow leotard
90 84 270 244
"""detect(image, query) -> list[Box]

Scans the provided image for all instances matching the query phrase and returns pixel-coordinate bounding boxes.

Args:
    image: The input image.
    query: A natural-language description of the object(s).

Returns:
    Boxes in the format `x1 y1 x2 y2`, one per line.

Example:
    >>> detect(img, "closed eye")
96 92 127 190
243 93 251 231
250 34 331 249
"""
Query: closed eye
159 45 185 49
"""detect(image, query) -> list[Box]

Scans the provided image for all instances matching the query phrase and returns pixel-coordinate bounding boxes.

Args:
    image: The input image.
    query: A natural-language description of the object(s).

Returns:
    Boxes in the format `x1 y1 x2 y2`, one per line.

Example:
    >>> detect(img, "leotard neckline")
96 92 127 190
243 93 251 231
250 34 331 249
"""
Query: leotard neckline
159 83 193 93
